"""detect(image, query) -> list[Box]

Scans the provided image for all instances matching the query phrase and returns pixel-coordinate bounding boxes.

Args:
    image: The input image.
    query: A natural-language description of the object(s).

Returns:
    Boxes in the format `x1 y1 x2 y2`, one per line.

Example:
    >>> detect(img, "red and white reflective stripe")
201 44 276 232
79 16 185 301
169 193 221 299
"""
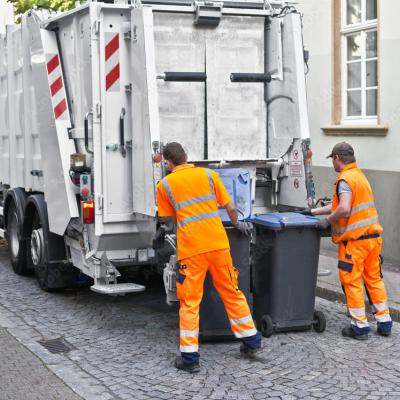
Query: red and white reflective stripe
105 33 120 92
46 54 68 120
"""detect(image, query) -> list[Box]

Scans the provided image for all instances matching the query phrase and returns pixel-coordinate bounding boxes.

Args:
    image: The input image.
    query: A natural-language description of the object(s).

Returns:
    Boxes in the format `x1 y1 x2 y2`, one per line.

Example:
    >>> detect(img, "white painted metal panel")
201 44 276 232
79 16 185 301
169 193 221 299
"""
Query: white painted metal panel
153 12 267 161
153 13 206 160
39 27 79 234
21 13 43 191
98 8 136 224
9 26 25 188
130 6 159 217
267 13 310 158
206 16 267 160
0 33 9 185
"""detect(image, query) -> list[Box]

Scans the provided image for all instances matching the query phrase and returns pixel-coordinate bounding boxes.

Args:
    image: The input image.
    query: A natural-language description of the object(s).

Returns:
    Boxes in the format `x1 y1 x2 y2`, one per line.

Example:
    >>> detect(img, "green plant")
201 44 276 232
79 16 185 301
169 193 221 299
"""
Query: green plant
7 0 76 23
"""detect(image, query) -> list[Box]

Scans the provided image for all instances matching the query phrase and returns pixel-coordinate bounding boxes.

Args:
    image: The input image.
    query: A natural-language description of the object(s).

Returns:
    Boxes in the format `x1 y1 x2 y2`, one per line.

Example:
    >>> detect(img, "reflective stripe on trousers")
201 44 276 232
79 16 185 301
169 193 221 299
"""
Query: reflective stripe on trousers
348 307 369 329
372 302 391 323
230 315 258 338
180 345 199 353
338 238 391 329
177 249 258 356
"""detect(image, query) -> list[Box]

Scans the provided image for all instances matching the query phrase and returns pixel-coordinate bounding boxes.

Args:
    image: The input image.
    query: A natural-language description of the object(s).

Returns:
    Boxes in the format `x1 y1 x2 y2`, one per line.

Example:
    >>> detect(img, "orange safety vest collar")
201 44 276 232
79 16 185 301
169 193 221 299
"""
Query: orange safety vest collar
331 163 382 243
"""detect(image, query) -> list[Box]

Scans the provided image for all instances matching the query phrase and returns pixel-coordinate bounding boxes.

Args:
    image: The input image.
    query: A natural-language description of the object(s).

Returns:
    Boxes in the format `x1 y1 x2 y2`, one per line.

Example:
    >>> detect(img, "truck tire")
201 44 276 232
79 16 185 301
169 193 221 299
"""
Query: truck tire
5 190 30 275
24 194 75 291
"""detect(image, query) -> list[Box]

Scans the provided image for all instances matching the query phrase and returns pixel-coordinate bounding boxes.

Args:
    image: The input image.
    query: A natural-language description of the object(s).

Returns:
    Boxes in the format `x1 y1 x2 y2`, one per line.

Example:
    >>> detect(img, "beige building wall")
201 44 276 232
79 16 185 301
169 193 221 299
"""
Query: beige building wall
297 0 400 261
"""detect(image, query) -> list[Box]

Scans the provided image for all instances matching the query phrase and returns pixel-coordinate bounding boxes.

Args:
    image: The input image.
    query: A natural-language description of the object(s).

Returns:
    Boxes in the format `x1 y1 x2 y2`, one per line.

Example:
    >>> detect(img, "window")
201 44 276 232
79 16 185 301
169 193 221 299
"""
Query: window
342 0 378 123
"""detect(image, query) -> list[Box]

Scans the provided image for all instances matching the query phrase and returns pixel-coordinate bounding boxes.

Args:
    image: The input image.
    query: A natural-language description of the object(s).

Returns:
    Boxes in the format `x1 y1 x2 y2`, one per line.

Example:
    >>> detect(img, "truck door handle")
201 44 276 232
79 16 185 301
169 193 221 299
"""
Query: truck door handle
230 73 272 83
84 111 94 154
120 108 126 158
157 72 207 82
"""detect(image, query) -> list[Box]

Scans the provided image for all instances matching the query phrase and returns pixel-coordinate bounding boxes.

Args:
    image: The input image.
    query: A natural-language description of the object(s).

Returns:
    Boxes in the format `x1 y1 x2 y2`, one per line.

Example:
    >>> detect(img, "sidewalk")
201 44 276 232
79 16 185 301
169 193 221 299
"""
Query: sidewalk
317 249 400 322
0 327 82 400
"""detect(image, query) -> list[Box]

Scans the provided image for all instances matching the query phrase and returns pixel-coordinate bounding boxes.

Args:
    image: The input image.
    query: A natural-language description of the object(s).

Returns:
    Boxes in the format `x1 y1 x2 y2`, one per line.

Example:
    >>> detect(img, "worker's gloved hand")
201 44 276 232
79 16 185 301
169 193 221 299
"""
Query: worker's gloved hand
296 208 313 216
234 221 253 236
315 218 330 230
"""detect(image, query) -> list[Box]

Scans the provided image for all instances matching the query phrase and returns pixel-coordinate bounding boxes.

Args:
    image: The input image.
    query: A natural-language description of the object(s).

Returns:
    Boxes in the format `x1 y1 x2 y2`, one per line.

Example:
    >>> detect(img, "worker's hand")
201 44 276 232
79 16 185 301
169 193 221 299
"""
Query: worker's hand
297 208 313 216
234 221 253 236
315 218 330 230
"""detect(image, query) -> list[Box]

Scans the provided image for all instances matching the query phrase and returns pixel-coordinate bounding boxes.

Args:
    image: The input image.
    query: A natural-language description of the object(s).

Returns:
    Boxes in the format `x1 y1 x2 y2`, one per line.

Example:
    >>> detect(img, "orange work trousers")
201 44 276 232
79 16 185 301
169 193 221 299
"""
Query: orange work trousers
338 237 391 332
176 248 257 354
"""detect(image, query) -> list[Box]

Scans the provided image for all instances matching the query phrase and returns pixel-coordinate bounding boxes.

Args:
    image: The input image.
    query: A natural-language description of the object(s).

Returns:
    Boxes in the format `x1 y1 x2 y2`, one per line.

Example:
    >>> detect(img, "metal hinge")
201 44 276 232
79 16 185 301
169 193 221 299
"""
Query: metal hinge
194 1 223 26
96 103 102 119
125 83 132 93
30 170 43 177
132 25 138 43
93 20 100 36
97 195 104 211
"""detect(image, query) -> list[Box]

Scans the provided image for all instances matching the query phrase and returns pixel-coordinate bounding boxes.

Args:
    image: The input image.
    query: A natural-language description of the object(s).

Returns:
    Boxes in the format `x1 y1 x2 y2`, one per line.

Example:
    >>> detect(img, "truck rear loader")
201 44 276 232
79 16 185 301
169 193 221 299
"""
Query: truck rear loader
0 0 315 297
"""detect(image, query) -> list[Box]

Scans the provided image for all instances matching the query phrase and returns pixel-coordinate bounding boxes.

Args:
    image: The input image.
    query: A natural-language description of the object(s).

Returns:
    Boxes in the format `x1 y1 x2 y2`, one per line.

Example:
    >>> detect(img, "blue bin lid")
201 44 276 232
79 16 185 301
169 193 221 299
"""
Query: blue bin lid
250 212 320 230
214 168 252 224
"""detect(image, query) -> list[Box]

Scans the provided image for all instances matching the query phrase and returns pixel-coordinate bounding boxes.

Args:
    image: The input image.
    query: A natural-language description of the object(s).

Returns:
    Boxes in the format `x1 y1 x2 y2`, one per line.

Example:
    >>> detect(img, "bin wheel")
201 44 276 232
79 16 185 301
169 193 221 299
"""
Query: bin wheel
312 310 326 333
260 315 274 338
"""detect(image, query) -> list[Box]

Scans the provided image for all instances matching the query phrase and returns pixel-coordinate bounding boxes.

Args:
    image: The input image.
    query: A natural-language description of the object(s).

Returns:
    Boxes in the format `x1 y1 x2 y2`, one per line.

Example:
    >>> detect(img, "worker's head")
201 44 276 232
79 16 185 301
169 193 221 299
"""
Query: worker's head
326 142 356 172
162 142 188 170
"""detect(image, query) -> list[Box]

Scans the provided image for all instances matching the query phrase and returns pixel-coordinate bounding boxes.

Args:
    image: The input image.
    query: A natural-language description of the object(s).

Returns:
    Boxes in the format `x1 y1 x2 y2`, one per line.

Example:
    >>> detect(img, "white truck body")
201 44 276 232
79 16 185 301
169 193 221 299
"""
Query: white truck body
0 0 315 294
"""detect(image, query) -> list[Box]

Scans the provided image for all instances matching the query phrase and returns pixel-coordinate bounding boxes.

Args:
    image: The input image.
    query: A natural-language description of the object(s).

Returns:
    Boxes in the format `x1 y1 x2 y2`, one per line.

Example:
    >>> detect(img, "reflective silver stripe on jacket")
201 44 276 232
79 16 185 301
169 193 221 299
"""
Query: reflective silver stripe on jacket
176 193 215 211
349 201 375 216
332 217 380 235
177 211 220 229
161 177 179 210
205 169 217 201
161 169 216 212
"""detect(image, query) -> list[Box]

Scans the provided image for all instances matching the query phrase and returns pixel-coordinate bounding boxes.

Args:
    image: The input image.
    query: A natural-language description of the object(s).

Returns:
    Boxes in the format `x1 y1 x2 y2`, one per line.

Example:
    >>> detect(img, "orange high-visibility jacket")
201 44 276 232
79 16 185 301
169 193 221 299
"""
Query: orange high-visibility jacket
156 164 231 260
331 163 382 244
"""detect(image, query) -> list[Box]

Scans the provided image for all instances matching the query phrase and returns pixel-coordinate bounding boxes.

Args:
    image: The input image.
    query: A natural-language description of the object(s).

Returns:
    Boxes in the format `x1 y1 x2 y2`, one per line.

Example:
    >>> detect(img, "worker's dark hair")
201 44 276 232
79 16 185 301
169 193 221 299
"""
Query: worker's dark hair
162 142 187 166
336 154 356 164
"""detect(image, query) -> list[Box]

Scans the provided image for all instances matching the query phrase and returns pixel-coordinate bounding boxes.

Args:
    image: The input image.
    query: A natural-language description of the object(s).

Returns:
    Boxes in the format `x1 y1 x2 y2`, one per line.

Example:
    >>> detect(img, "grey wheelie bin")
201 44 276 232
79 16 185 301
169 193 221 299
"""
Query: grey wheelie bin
199 168 252 340
250 212 326 337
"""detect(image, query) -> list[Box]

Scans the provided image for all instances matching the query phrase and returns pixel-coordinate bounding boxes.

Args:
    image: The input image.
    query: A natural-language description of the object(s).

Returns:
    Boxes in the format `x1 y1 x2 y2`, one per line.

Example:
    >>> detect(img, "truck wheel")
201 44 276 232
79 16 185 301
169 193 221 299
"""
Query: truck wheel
312 310 326 333
260 314 274 337
25 195 75 291
29 213 49 290
7 202 29 275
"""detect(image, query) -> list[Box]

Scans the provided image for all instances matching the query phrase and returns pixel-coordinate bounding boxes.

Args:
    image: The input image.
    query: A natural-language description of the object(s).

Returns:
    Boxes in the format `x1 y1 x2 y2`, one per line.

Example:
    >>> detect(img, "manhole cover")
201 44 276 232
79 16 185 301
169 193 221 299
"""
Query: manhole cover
38 337 76 354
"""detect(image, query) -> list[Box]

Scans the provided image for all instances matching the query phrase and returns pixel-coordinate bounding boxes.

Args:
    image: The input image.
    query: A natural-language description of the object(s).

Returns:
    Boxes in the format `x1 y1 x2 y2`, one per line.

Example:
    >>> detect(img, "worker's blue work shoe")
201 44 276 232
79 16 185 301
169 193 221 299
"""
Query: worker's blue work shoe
342 325 368 340
377 321 392 337
240 331 262 359
174 356 200 373
240 343 261 359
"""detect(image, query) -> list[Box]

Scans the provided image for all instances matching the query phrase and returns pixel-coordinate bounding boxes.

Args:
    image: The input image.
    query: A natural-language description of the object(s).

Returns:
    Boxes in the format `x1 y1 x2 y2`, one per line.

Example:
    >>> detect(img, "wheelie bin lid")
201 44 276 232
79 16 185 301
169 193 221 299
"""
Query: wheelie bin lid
250 212 320 230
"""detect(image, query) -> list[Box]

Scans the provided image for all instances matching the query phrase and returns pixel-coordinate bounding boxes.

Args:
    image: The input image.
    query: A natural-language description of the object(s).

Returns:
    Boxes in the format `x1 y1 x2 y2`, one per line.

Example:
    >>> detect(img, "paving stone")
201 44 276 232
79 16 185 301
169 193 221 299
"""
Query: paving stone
1 246 400 400
0 328 82 400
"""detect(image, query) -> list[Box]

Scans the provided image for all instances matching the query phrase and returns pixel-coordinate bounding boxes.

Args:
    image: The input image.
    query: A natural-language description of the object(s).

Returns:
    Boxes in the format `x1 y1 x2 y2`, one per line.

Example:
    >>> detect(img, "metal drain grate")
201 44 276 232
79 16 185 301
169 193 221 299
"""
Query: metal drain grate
38 337 76 354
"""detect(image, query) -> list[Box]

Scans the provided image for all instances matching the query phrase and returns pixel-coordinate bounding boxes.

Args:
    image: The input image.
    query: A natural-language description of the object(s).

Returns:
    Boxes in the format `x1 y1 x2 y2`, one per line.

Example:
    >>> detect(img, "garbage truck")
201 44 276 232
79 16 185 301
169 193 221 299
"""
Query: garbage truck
0 0 315 295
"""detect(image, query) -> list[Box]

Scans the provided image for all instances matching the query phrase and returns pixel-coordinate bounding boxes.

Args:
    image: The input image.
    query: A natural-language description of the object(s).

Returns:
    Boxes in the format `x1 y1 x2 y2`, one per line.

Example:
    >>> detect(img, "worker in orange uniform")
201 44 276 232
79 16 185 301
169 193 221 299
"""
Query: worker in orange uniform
308 142 392 340
157 142 261 373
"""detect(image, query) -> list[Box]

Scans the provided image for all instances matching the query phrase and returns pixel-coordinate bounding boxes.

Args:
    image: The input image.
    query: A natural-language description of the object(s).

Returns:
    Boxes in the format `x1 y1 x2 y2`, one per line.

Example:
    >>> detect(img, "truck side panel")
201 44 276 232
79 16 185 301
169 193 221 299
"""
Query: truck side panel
0 32 10 186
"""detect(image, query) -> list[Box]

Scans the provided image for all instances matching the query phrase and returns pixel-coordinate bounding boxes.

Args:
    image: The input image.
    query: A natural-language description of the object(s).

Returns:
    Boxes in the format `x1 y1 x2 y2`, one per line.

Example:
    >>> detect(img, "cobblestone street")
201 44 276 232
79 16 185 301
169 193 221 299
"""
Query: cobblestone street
0 245 400 400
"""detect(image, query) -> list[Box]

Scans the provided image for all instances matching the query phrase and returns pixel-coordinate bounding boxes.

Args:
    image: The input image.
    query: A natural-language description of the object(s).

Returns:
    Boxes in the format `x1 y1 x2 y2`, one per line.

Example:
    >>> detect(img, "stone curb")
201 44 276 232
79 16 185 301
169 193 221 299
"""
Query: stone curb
316 285 400 323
